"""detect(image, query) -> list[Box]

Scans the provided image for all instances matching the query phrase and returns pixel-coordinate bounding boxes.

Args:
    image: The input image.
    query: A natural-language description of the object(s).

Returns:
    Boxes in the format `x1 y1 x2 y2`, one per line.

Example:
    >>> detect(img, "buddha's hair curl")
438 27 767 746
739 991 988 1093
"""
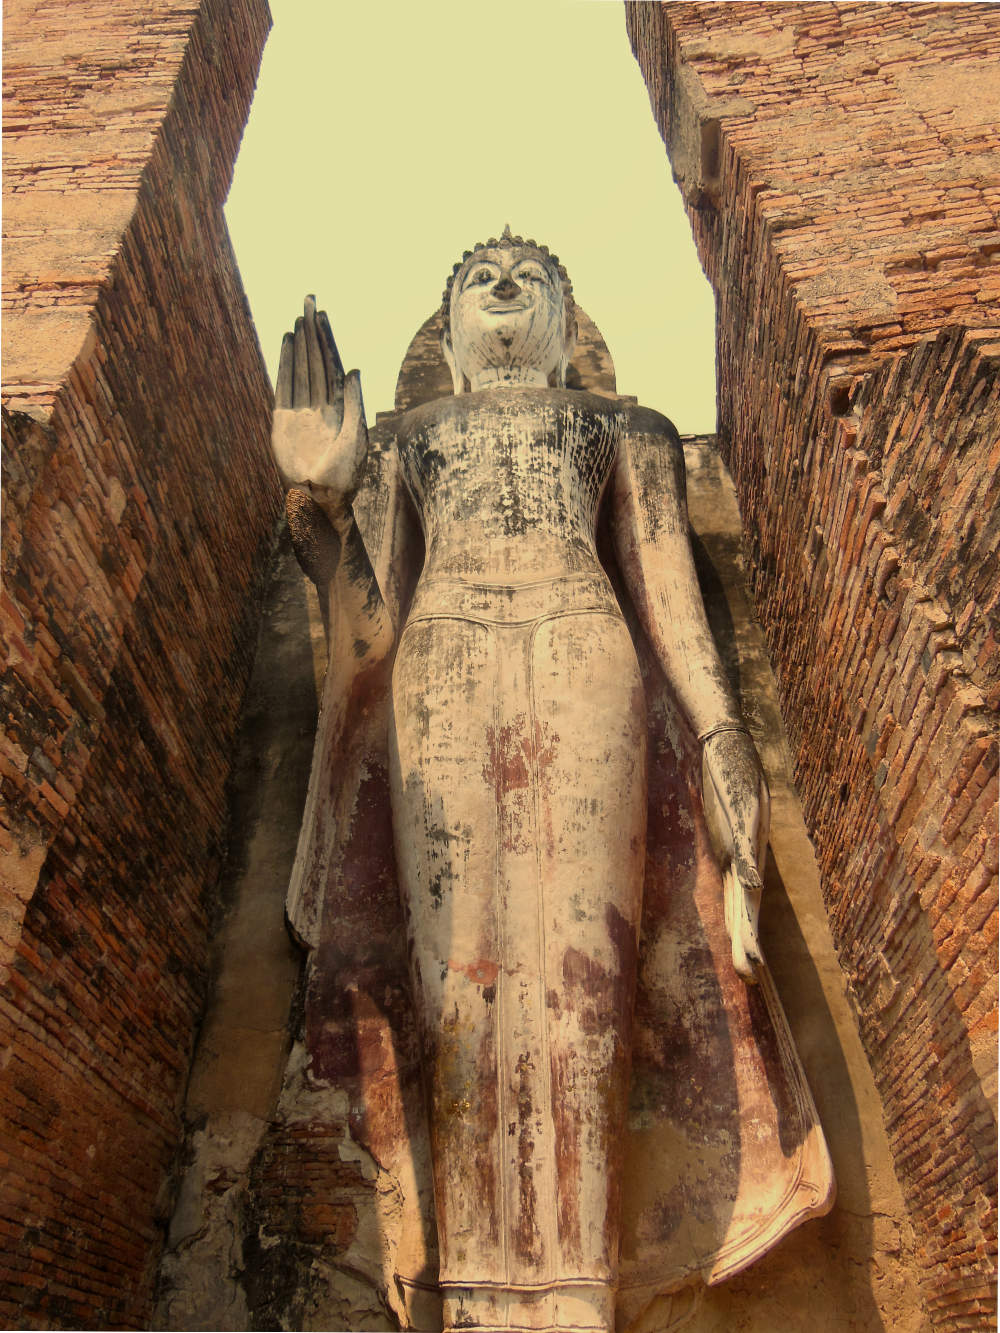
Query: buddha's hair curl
441 225 576 341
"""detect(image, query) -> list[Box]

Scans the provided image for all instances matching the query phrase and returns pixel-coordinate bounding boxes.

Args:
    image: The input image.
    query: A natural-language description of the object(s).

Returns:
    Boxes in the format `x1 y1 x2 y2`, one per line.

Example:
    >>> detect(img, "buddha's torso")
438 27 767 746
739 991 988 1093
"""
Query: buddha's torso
395 387 626 584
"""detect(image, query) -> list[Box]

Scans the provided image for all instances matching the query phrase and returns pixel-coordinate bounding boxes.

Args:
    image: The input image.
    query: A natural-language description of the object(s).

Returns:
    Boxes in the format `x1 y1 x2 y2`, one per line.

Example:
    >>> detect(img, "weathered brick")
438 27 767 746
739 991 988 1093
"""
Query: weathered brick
0 0 277 1326
628 4 999 1326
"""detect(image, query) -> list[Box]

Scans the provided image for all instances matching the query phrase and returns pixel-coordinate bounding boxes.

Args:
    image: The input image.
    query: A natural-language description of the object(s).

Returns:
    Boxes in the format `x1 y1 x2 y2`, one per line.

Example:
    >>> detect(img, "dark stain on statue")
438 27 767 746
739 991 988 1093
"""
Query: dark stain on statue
605 901 639 988
414 441 448 486
514 1050 541 1263
501 494 529 538
550 1048 582 1257
532 718 560 855
560 947 611 1036
428 867 446 910
483 719 532 797
475 1039 501 1246
303 702 421 1086
459 957 499 986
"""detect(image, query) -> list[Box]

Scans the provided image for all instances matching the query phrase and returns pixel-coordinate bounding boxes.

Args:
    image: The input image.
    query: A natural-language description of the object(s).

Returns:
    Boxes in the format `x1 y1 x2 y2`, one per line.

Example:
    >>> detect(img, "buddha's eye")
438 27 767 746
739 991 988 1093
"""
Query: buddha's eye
474 269 494 284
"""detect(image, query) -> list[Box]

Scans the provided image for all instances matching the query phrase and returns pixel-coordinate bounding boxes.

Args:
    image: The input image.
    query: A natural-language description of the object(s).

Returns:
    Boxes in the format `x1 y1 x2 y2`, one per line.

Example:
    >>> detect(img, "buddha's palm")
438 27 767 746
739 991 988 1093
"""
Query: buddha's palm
271 296 367 519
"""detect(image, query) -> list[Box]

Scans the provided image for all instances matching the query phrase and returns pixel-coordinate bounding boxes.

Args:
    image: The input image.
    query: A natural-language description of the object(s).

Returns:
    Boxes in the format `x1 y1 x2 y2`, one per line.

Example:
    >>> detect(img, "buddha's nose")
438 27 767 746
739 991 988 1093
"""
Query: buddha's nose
491 275 522 300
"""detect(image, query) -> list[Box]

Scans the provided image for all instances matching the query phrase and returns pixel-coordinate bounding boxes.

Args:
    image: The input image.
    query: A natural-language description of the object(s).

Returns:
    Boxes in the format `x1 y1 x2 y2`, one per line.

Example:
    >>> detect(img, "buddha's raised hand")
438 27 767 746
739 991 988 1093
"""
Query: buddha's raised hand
271 295 368 524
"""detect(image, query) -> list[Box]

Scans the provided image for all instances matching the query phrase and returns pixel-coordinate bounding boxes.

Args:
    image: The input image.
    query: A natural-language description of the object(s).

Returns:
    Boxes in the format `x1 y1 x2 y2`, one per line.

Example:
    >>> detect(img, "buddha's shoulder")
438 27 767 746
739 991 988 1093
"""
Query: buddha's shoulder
621 401 682 447
391 394 685 455
396 386 629 435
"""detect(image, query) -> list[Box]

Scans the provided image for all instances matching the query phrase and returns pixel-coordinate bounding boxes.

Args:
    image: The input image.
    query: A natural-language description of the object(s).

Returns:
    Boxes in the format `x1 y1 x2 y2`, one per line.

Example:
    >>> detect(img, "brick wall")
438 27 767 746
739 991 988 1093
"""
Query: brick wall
0 0 278 1325
627 3 998 1327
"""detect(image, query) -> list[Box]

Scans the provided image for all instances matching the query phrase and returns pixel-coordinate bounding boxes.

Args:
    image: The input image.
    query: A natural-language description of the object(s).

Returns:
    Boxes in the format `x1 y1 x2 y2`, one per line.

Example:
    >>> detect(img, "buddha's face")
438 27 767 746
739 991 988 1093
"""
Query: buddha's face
445 245 572 391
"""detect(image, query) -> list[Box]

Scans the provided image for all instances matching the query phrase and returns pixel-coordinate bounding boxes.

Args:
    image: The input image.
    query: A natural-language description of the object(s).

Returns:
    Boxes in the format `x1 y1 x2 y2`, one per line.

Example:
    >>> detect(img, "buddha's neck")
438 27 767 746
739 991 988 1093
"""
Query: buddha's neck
468 365 549 391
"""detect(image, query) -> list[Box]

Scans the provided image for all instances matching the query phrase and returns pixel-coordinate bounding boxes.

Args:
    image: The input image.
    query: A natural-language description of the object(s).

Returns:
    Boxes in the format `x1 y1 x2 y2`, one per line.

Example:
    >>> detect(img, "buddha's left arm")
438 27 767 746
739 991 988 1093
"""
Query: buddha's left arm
610 407 769 978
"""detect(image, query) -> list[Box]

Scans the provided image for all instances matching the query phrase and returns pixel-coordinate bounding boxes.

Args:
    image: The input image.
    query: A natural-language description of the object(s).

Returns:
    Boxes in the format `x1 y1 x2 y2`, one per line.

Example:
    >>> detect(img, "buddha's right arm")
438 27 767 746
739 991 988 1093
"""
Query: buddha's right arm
284 487 394 661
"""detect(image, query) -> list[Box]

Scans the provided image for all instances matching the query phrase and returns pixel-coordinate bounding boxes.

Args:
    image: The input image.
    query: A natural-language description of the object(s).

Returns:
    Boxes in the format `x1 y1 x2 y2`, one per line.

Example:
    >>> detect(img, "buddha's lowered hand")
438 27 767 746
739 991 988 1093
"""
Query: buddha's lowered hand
702 726 771 980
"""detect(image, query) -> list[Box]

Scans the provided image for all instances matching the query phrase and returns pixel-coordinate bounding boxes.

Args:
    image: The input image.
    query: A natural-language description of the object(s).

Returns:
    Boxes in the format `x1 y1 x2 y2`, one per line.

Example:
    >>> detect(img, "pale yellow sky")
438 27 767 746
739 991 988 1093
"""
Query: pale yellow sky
225 0 716 434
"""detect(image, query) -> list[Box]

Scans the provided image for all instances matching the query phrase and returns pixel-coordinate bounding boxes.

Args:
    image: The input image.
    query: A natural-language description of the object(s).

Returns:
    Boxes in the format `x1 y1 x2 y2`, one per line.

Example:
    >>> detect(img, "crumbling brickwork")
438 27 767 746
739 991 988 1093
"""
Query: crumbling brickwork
627 3 998 1327
1 0 278 1325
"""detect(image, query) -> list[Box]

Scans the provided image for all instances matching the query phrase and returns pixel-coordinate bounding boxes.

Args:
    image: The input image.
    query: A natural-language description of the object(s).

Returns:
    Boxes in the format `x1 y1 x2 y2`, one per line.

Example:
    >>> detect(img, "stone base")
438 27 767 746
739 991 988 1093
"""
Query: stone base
442 1281 614 1332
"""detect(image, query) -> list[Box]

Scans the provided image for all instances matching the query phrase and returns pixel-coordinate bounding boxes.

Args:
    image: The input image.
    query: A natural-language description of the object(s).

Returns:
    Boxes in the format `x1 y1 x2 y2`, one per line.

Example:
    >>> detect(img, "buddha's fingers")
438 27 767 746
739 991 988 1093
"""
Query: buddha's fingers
756 772 771 872
304 296 326 411
293 317 310 409
341 369 366 454
275 331 294 409
728 866 762 981
732 833 761 891
317 309 346 408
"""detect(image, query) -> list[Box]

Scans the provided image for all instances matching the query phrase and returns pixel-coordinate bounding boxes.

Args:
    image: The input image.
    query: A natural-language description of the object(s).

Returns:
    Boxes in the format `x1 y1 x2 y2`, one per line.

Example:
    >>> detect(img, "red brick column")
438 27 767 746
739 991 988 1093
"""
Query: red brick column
1 0 278 1325
627 3 998 1327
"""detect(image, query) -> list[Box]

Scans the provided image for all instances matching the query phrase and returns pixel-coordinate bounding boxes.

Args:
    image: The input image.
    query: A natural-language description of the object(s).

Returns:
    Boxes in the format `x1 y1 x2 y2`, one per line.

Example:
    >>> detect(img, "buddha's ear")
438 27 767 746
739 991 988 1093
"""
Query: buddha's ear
556 321 578 389
442 328 465 395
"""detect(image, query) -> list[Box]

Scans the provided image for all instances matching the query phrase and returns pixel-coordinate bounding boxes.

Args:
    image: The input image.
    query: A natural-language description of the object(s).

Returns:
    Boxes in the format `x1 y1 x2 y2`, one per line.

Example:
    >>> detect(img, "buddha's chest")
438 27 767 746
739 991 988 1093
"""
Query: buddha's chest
396 388 625 535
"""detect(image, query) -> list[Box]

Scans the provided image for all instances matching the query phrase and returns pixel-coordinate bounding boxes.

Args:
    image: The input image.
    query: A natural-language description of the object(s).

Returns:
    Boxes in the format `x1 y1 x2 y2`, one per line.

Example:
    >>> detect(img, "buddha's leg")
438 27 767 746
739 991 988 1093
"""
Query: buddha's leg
440 611 647 1333
389 616 507 1283
390 610 646 1332
530 610 647 1318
